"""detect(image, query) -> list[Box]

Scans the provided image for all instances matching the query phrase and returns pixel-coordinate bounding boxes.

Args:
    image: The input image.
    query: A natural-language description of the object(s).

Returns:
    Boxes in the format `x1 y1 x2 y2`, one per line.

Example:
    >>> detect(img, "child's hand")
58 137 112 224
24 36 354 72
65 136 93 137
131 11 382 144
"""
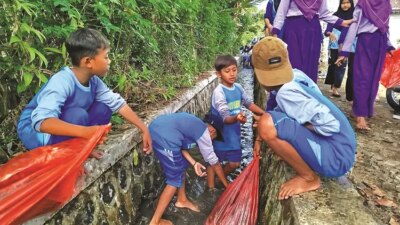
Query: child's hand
84 124 110 144
89 150 104 159
236 112 247 124
193 162 207 177
329 33 337 42
335 56 347 67
253 114 261 128
142 130 152 154
253 139 262 157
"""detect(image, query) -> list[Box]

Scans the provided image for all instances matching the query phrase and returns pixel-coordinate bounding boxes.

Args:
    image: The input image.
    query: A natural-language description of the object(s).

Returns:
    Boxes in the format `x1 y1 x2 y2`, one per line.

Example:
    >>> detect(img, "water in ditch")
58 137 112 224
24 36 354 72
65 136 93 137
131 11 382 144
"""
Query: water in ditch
136 67 256 225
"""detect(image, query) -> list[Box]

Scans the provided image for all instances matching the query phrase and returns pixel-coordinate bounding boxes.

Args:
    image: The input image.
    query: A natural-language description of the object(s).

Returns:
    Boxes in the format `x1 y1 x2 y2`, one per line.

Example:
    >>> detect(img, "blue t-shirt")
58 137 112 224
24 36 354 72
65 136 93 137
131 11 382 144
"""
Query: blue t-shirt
17 67 125 149
211 83 251 151
149 112 207 152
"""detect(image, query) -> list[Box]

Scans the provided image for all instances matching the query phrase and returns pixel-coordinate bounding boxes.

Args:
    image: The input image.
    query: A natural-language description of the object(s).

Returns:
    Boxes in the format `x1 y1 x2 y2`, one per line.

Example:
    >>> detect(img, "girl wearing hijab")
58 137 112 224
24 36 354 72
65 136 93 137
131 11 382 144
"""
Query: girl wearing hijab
324 0 355 99
264 0 282 37
271 0 352 82
336 0 395 131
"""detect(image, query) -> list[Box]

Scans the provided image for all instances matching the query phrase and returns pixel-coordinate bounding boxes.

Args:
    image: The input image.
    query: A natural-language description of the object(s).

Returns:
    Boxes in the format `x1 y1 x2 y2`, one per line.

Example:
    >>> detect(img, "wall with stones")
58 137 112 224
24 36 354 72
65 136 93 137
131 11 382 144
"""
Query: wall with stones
24 73 219 225
254 81 297 225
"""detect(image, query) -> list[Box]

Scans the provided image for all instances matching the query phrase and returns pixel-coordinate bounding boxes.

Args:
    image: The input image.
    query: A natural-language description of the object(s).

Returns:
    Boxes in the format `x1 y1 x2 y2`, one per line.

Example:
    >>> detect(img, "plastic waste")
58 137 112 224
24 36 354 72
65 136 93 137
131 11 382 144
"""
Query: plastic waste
205 156 260 225
0 124 110 225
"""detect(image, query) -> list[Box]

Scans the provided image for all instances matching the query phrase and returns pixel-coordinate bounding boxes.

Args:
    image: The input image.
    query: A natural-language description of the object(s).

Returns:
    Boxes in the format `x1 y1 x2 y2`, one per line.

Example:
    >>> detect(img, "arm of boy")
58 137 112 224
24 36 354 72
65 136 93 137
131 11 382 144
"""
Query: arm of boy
213 88 244 124
196 130 229 187
40 118 107 140
247 103 265 116
253 135 263 157
182 150 206 177
118 104 152 154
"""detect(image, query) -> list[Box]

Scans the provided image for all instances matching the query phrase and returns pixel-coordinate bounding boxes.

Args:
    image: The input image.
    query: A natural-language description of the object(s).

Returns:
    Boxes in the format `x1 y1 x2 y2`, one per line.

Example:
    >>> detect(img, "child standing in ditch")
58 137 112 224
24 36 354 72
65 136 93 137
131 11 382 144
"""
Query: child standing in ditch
148 112 228 225
17 28 152 155
206 55 264 190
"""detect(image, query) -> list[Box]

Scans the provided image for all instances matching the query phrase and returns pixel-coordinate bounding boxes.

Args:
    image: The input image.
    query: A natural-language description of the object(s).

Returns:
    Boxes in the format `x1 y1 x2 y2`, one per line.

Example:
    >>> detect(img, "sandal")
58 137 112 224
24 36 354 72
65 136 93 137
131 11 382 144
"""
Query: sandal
355 127 371 133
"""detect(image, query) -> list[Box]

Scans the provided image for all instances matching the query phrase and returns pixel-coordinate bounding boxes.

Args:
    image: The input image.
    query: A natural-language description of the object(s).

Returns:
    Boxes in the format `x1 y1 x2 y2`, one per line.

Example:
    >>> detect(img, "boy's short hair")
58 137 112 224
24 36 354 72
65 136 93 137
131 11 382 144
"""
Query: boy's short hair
66 28 110 66
203 113 224 141
214 55 237 72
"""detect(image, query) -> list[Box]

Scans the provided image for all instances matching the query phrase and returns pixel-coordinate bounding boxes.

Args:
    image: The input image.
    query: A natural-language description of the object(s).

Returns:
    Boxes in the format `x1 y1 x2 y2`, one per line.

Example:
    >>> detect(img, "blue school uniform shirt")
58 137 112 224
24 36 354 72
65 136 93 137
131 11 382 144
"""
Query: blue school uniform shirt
149 112 219 165
149 113 206 151
17 67 125 149
211 83 252 151
274 69 356 174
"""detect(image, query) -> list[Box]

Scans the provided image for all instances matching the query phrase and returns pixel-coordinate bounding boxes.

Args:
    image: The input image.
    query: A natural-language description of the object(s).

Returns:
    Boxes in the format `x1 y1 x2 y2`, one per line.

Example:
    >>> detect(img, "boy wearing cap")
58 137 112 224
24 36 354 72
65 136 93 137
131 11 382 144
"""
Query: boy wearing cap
149 112 228 225
252 37 356 200
207 55 265 190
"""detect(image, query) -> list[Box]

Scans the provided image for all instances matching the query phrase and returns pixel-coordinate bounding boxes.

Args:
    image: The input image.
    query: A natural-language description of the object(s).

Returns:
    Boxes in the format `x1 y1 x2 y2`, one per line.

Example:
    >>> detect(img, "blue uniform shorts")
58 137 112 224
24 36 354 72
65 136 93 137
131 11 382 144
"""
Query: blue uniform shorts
153 145 189 188
215 149 242 163
269 111 347 177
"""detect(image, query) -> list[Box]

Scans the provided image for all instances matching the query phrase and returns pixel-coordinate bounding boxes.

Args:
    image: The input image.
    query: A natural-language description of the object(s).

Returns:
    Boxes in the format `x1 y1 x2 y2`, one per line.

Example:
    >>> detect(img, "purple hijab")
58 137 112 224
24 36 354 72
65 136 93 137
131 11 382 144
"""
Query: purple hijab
357 0 392 33
294 0 323 21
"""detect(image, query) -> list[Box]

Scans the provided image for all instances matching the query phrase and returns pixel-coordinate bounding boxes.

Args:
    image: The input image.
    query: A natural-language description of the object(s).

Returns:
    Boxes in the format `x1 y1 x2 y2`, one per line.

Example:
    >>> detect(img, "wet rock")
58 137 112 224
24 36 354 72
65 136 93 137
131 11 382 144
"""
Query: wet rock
0 148 9 164
74 200 95 224
101 183 115 204
118 204 130 224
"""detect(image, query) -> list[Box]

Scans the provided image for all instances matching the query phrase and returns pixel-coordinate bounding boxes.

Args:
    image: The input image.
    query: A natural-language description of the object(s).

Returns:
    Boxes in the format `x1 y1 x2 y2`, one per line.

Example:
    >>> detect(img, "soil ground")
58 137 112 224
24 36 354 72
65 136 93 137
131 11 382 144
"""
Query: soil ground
317 77 400 225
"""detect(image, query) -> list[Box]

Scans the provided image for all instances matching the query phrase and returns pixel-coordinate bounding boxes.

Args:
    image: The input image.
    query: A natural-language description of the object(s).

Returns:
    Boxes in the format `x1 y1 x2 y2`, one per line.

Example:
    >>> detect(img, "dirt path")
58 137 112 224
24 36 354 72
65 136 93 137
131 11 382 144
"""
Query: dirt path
317 79 400 225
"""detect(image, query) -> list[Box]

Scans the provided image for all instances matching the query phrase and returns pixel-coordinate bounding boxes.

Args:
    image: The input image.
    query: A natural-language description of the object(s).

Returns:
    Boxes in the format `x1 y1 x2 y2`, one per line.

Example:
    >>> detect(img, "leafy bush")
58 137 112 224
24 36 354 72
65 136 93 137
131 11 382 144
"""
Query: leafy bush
0 0 263 155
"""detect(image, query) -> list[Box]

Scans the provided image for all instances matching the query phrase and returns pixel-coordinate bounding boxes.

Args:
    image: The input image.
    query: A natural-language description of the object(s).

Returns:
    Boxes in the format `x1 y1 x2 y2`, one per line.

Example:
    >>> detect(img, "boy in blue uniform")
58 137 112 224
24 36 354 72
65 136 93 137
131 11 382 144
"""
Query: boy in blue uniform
17 28 152 155
207 55 265 189
148 112 228 225
252 37 356 200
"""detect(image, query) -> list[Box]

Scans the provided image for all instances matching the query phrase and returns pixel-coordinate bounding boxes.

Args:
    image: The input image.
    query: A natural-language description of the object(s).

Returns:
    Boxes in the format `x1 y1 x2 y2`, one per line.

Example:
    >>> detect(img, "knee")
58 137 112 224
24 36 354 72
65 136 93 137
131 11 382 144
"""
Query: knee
229 162 240 169
258 113 277 142
60 107 89 125
89 102 112 125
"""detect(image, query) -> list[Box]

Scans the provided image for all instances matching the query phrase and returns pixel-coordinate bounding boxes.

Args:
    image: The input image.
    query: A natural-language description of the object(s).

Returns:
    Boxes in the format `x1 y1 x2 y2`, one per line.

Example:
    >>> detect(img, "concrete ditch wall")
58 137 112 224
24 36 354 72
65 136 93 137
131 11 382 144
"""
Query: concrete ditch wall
26 72 219 225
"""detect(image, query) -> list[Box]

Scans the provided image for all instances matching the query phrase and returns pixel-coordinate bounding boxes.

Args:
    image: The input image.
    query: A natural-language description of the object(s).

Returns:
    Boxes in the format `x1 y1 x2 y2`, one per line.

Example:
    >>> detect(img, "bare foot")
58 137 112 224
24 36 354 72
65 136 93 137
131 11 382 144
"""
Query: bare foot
149 219 174 225
278 175 321 200
355 117 371 131
175 200 200 212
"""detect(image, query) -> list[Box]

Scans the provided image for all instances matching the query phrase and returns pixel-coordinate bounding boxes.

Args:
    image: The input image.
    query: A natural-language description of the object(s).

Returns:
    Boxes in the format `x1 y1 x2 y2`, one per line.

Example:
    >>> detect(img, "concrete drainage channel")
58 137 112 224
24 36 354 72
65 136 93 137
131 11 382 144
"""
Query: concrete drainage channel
25 58 378 225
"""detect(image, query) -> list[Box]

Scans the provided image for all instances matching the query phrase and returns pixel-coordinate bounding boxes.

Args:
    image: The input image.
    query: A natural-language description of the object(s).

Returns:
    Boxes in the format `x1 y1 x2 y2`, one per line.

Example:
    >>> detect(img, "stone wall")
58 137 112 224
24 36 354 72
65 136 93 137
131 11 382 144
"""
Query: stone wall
25 73 219 225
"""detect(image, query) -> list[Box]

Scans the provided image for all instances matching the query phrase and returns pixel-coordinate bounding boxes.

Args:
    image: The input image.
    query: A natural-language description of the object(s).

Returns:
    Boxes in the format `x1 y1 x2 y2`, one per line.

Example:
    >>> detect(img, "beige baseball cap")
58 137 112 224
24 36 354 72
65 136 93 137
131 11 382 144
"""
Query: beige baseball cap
251 37 293 86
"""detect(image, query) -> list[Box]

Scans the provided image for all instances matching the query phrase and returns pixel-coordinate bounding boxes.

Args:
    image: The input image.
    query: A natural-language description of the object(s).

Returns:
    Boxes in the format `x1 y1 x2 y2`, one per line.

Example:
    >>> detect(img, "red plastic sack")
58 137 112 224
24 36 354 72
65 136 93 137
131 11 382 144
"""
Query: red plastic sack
0 124 110 225
380 49 400 88
205 156 260 225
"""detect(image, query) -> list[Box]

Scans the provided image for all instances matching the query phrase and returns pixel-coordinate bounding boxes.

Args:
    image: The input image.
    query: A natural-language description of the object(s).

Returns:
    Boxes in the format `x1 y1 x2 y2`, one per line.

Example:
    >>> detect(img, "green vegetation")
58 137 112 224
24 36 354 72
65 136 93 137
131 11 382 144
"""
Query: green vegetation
0 0 264 155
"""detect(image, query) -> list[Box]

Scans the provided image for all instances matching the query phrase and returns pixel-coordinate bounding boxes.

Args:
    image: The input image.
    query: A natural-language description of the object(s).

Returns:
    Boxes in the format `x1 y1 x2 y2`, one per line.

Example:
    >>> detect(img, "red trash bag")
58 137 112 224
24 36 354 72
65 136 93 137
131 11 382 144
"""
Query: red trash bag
380 48 400 88
0 124 110 225
205 156 260 225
